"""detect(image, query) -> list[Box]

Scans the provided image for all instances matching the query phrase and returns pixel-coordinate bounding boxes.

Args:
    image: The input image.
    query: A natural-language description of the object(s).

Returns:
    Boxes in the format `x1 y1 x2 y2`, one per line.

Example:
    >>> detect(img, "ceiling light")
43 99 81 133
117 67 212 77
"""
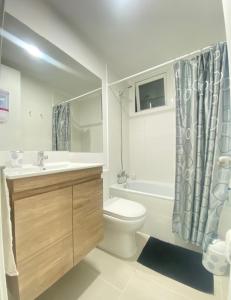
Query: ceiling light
0 29 78 75
24 44 43 58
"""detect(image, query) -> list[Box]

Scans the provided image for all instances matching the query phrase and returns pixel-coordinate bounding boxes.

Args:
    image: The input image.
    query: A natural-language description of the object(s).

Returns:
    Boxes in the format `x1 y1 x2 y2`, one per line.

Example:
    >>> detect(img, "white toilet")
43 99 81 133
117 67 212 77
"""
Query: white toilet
99 197 146 258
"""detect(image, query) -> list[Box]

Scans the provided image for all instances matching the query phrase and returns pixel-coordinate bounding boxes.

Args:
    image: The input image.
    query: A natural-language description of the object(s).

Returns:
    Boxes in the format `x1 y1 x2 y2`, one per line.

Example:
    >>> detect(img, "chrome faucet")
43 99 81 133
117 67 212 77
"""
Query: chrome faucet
37 151 48 168
117 170 129 184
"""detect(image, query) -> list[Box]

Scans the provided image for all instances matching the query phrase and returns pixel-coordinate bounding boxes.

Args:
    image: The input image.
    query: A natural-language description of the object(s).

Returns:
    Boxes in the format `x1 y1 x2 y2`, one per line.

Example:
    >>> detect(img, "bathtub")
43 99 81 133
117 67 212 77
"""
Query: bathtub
110 180 200 251
124 180 174 200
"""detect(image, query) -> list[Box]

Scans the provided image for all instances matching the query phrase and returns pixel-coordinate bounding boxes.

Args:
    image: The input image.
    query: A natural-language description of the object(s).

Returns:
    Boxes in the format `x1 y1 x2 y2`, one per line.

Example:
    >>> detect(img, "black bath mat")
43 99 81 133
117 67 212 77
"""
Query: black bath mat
137 237 214 294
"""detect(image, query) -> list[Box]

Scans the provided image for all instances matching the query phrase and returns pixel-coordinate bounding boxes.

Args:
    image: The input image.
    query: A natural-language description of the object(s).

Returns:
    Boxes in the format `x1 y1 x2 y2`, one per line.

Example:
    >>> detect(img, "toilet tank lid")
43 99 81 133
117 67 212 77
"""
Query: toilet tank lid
104 197 146 219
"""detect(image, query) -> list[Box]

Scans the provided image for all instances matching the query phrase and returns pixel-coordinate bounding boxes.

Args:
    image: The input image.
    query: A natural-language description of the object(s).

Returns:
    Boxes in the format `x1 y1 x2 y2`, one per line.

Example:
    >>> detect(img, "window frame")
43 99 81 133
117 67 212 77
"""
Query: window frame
135 72 167 113
128 65 175 118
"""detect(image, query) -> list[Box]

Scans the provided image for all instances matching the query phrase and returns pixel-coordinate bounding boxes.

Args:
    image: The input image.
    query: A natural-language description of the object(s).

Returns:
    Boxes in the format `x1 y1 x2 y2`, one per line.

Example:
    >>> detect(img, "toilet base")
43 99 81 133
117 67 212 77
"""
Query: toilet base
99 226 138 258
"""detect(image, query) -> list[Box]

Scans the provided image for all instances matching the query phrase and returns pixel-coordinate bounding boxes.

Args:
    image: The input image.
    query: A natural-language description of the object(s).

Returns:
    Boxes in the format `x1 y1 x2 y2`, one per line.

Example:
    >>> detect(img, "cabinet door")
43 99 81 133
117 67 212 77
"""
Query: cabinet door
14 187 73 263
73 179 103 265
18 235 73 300
13 187 73 300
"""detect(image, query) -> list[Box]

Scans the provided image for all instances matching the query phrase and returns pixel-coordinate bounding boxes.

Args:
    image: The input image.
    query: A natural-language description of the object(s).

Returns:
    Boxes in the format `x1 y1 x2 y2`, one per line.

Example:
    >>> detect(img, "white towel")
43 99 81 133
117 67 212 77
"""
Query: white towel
1 169 18 276
225 229 231 264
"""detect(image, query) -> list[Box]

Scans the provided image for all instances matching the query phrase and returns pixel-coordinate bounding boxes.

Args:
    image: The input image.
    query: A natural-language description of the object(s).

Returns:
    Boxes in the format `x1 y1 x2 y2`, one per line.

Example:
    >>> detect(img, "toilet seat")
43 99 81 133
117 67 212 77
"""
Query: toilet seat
103 197 146 221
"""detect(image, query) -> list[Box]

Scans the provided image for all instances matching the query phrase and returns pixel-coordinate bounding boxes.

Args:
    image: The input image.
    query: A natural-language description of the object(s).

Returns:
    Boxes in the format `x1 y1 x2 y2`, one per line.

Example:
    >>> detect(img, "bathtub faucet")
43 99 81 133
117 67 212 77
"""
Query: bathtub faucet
117 170 129 184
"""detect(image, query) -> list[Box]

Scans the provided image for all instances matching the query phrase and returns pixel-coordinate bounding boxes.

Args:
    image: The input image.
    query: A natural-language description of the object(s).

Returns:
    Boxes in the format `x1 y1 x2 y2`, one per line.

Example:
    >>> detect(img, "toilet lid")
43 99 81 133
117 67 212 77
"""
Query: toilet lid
104 197 146 220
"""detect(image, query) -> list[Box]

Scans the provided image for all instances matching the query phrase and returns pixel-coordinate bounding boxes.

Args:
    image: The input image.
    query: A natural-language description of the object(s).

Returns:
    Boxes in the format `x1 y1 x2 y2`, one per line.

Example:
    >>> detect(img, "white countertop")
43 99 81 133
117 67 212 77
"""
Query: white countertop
4 162 103 180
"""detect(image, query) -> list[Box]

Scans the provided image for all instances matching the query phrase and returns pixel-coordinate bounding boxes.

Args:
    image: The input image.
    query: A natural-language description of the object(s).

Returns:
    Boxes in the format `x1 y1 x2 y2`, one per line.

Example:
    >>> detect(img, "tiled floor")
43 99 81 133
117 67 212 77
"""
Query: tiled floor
38 233 226 300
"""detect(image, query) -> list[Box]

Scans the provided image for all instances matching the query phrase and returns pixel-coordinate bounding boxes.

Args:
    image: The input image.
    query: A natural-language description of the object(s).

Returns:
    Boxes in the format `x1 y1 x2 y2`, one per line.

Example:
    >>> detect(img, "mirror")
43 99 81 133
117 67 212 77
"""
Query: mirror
70 91 102 152
0 13 102 152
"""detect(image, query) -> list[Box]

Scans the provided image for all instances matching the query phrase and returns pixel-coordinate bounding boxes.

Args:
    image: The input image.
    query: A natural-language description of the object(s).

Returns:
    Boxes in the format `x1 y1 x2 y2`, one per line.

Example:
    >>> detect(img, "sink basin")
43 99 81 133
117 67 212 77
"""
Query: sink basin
42 162 71 170
4 162 102 179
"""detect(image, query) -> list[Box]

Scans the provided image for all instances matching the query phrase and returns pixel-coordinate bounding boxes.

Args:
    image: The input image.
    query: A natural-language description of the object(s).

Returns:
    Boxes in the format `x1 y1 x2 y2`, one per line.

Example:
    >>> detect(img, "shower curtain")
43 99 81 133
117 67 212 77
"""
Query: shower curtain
172 42 231 251
52 103 71 151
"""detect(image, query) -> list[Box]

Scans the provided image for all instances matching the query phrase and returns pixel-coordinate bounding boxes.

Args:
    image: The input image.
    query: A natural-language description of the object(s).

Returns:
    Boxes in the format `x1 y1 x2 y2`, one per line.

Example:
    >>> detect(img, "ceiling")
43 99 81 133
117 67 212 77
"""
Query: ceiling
44 0 226 80
2 13 101 97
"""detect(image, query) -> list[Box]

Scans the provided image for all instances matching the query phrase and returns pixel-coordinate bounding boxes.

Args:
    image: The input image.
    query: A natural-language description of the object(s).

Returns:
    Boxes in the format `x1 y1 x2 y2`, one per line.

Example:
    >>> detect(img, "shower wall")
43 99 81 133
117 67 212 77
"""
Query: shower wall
108 85 129 185
129 108 175 183
108 65 176 185
128 65 175 184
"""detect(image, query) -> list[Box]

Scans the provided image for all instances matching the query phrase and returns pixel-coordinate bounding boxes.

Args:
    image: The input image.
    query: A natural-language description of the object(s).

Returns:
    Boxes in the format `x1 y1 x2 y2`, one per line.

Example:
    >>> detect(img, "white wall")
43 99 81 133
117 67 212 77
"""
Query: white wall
0 65 22 150
0 65 60 151
21 74 53 150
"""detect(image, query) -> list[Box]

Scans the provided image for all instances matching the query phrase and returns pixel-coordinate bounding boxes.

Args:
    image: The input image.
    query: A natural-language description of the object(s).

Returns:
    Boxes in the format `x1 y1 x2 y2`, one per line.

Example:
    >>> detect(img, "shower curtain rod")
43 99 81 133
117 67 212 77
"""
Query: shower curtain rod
54 87 102 106
108 45 214 87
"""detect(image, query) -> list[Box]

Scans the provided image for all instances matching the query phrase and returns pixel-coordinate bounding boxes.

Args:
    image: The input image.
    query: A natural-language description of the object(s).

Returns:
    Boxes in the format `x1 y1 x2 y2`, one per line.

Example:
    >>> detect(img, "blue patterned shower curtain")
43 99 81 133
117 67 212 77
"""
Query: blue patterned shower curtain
172 42 231 251
52 103 71 151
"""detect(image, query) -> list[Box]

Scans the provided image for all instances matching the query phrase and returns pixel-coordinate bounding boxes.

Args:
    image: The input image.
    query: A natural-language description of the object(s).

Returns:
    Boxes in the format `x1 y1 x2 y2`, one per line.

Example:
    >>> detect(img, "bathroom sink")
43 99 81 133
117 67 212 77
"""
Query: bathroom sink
42 162 71 170
42 162 99 171
4 162 102 179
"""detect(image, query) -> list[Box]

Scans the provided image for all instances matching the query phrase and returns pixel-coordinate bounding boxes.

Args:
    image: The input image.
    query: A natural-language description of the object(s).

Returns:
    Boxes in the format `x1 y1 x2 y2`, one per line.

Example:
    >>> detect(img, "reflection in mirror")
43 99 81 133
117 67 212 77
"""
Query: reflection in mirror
70 91 103 152
0 13 102 152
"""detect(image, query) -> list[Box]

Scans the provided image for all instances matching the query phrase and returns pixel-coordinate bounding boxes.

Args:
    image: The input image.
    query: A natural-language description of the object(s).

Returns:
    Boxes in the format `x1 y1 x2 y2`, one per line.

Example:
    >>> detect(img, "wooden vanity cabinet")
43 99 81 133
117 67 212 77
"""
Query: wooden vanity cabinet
73 179 103 265
13 187 73 300
7 167 103 300
14 187 73 263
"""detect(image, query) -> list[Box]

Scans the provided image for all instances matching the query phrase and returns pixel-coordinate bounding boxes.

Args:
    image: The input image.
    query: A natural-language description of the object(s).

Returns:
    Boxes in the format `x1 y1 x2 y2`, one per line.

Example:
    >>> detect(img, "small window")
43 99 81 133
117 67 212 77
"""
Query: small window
135 74 166 113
